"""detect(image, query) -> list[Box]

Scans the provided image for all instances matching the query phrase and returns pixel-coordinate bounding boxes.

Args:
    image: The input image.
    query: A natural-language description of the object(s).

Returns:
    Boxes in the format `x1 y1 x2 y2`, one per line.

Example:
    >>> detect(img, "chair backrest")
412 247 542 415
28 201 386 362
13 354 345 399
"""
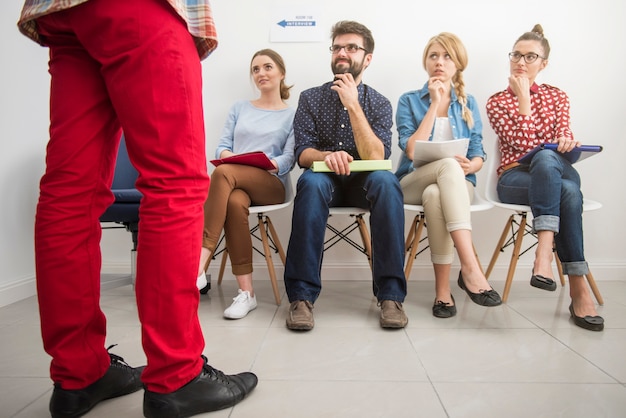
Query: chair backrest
249 173 295 215
111 135 139 190
484 136 501 205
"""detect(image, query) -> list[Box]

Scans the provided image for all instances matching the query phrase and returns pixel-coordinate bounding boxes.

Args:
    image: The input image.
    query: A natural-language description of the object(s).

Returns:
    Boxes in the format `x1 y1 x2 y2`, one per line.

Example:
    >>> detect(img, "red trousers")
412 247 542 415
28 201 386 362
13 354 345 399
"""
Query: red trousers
35 0 209 393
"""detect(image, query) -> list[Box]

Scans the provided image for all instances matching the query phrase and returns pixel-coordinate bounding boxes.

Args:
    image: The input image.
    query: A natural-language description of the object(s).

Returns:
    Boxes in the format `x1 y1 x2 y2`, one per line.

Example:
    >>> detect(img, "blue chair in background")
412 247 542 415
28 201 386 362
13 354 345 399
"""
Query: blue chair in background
100 135 142 285
100 135 212 293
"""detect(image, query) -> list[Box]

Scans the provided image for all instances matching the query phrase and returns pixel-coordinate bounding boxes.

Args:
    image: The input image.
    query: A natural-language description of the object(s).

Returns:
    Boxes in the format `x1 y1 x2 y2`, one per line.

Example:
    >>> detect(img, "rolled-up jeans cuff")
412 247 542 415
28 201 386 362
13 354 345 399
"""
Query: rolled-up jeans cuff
532 215 559 234
561 261 589 276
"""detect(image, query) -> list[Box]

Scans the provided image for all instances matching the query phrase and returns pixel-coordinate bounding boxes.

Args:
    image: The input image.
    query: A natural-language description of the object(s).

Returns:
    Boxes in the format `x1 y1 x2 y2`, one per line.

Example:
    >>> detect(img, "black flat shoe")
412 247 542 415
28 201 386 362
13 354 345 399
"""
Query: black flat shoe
569 303 604 331
432 294 457 318
530 272 557 291
457 272 502 307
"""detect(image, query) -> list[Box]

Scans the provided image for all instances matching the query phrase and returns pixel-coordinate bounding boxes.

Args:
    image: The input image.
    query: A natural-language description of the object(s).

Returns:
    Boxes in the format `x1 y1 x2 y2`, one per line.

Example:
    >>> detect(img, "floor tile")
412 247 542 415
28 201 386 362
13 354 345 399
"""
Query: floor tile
1 278 623 417
435 382 626 418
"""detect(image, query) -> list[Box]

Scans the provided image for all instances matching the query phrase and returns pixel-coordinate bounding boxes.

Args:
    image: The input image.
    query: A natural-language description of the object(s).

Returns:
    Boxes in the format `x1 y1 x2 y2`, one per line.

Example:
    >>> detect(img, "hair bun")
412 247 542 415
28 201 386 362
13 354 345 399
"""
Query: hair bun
531 24 544 37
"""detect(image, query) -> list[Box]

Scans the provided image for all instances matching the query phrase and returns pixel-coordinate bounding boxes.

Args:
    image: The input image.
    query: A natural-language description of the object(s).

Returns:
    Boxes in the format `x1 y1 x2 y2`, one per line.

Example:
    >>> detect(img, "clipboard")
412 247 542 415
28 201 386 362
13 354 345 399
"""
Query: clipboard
210 151 275 171
518 143 603 165
412 138 469 168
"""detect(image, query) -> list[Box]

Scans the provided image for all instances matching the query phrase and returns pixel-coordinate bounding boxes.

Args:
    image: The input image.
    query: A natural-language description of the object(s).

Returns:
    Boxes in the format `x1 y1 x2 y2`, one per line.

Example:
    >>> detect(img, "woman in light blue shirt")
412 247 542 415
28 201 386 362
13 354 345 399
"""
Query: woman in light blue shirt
198 49 295 319
395 33 501 317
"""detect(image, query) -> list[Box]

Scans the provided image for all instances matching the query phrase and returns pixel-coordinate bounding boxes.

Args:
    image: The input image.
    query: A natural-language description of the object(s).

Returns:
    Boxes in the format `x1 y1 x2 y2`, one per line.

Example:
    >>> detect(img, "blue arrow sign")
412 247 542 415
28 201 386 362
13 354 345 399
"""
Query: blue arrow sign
277 19 316 28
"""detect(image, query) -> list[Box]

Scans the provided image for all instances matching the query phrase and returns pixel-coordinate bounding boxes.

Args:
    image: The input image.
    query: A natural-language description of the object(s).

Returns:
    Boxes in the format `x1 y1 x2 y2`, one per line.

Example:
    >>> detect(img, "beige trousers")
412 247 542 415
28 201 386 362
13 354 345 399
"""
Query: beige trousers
400 158 474 264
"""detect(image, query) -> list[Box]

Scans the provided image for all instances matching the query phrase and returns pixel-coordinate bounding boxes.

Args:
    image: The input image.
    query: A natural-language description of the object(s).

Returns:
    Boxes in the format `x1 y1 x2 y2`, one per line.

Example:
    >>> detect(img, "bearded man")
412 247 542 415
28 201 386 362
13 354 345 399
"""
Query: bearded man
283 20 408 331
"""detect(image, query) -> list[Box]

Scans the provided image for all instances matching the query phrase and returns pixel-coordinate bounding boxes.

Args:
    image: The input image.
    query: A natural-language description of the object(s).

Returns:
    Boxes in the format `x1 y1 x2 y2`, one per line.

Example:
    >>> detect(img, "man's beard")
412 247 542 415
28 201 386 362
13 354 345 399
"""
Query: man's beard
332 57 365 80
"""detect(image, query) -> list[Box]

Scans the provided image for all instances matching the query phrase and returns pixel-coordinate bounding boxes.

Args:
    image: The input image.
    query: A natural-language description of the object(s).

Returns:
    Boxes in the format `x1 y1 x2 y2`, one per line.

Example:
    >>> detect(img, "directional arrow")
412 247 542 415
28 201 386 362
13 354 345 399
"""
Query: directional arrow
277 20 316 28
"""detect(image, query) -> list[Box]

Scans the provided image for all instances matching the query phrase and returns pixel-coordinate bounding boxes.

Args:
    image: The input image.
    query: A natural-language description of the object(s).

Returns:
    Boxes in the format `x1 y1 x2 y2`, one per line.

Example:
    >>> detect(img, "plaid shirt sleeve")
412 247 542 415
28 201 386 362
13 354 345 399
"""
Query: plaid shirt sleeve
17 0 218 60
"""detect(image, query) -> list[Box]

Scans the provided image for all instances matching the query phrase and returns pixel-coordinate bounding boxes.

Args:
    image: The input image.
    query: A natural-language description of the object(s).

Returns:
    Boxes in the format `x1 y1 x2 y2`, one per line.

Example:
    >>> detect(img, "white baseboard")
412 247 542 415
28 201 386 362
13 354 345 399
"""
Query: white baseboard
206 260 626 282
0 276 36 309
0 273 132 309
2 261 623 308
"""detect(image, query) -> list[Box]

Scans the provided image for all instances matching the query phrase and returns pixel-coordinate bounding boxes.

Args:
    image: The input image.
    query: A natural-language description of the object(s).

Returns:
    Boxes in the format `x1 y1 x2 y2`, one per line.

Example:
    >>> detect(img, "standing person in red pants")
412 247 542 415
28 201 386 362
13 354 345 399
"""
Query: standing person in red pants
17 1 258 417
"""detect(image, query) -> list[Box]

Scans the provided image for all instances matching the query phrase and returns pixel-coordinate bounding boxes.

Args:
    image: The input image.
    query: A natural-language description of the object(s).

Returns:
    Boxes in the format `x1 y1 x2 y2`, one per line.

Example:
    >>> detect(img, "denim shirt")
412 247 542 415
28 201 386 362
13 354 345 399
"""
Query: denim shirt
394 82 485 186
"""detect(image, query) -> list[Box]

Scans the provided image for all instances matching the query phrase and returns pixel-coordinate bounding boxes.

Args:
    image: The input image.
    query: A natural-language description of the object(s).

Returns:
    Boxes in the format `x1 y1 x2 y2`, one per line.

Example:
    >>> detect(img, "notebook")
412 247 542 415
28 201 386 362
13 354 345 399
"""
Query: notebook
517 143 603 165
210 151 275 171
312 160 392 172
412 138 469 168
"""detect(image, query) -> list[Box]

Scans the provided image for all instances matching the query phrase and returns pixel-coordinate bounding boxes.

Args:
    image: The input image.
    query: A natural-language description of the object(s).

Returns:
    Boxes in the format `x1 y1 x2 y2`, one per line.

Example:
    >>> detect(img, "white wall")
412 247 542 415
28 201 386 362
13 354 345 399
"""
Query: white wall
2 0 624 307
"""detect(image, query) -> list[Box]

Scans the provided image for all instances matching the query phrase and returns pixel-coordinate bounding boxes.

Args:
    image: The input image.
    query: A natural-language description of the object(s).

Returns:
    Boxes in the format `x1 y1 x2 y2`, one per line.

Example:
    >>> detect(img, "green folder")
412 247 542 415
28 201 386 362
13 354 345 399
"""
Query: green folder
312 160 392 172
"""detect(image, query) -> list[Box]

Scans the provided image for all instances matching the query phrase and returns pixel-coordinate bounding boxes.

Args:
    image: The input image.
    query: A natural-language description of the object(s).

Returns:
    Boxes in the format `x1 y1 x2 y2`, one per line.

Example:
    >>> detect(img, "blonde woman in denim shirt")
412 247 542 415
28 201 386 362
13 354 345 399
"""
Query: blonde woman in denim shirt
395 32 501 317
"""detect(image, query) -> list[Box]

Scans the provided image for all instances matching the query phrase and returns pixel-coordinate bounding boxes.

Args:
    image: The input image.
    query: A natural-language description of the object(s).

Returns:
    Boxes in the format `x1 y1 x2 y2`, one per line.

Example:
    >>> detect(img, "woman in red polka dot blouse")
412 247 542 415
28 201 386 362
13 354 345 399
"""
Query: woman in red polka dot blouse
486 24 603 331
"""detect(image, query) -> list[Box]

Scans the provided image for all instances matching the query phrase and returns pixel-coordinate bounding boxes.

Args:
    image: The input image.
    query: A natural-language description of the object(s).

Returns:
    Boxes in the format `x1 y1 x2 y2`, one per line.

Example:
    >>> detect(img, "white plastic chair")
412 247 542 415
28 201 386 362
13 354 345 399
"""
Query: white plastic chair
483 138 603 304
403 190 493 279
213 175 294 305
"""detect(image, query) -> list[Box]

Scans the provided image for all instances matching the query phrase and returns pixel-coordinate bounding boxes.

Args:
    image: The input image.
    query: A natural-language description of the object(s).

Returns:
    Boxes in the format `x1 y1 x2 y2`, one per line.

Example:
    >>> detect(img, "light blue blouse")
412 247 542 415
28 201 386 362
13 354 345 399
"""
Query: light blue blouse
215 100 296 185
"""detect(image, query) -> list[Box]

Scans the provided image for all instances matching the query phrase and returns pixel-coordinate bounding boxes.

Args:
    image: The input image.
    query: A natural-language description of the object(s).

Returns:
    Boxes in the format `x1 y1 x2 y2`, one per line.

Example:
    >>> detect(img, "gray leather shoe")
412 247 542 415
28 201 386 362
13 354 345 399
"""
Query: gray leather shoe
379 300 408 328
286 300 314 330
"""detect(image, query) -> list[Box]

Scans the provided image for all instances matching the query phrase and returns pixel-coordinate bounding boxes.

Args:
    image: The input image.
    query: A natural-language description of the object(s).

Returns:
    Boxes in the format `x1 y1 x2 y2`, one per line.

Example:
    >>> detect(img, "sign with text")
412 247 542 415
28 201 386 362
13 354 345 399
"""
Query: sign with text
270 6 323 43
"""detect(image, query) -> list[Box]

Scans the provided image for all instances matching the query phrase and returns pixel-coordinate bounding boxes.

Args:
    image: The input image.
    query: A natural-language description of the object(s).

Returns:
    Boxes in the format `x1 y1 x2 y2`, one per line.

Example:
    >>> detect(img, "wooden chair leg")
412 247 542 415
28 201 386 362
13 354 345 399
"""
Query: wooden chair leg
585 270 604 305
258 215 281 305
404 214 425 279
501 213 527 303
486 214 516 279
266 216 286 265
472 242 485 275
555 253 604 306
217 248 228 285
356 214 373 270
555 254 566 286
404 214 419 254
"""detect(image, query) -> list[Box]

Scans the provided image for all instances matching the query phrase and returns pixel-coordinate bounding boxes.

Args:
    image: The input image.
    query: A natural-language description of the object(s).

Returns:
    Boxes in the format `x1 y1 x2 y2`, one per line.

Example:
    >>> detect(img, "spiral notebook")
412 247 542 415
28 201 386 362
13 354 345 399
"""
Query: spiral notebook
518 143 603 165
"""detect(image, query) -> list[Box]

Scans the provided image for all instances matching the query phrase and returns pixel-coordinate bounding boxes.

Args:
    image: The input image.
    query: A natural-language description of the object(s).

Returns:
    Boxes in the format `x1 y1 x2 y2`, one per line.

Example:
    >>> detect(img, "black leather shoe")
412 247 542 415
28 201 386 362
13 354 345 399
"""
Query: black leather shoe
569 303 604 331
432 294 457 318
530 272 557 291
50 346 144 418
457 272 502 307
143 355 258 418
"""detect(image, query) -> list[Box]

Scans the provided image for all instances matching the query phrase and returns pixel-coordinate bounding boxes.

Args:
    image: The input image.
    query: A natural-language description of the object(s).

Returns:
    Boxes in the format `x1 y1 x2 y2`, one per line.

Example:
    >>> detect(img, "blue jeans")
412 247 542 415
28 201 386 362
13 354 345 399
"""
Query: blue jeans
497 149 588 275
284 169 407 303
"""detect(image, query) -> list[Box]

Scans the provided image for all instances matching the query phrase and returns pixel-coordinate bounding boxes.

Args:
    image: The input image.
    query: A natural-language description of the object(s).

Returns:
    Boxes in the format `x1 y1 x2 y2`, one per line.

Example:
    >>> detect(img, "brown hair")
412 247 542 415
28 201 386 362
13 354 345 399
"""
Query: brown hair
514 24 551 59
250 49 293 100
330 20 375 53
422 32 474 128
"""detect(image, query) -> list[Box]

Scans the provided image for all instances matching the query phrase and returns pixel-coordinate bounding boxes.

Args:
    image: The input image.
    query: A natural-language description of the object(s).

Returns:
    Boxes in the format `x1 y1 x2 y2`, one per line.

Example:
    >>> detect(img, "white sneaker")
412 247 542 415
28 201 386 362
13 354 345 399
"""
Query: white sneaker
223 290 257 319
196 271 208 290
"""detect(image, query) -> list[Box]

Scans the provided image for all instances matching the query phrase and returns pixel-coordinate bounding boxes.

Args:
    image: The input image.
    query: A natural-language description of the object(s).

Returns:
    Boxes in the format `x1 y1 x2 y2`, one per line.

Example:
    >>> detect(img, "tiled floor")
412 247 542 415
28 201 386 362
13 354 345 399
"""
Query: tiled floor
2 276 626 418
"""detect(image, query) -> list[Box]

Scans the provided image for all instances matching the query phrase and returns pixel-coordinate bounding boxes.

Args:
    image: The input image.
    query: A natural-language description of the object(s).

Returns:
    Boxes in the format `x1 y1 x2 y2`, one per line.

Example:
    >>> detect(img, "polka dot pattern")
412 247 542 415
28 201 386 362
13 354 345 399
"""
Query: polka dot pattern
293 81 393 161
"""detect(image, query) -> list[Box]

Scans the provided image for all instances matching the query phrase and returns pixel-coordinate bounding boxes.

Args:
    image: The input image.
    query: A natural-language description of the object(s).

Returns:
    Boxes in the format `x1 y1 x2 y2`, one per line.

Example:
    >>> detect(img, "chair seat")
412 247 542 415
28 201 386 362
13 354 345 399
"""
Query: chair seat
100 203 140 223
491 198 602 214
111 189 143 202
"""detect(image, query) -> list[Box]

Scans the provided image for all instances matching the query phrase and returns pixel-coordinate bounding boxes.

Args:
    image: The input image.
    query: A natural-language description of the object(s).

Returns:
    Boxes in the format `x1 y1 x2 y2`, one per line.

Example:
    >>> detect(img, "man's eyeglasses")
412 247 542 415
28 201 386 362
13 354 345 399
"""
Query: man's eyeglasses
329 44 368 54
508 52 545 64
